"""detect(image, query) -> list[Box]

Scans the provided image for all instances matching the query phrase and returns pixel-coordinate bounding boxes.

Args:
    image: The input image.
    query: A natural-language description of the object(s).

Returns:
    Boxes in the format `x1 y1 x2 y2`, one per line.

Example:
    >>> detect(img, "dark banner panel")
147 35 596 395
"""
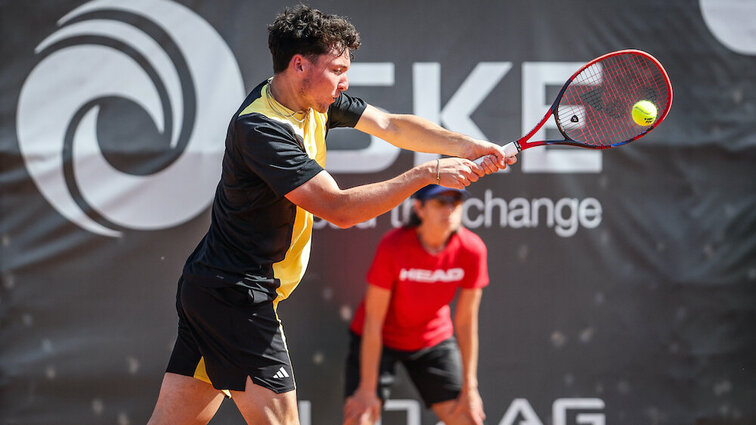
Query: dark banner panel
1 0 755 424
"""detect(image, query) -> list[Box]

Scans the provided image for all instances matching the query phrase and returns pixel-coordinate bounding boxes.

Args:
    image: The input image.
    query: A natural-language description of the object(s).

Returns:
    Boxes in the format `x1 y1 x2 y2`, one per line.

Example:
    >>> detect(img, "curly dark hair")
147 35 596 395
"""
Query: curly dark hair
268 4 361 74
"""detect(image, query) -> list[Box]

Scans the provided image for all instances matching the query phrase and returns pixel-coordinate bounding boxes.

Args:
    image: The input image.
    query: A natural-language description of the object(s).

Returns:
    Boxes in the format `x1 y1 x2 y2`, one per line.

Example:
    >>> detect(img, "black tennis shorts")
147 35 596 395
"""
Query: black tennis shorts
166 274 295 394
344 331 463 407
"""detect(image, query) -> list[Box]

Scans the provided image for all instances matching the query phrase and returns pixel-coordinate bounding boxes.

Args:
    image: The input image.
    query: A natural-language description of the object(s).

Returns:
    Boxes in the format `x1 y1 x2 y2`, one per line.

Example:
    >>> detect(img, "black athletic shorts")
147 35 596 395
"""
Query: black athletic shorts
166 274 295 394
344 331 463 407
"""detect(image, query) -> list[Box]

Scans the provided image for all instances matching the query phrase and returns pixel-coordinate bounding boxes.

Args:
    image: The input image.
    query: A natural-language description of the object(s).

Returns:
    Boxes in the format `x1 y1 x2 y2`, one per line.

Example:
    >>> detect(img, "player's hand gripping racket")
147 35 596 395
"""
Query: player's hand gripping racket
476 49 672 163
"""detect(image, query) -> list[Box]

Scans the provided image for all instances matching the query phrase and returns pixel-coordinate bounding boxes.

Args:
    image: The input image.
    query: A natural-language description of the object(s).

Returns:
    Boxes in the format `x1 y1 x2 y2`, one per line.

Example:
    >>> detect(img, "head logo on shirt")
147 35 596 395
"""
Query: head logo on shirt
399 268 465 283
16 0 244 237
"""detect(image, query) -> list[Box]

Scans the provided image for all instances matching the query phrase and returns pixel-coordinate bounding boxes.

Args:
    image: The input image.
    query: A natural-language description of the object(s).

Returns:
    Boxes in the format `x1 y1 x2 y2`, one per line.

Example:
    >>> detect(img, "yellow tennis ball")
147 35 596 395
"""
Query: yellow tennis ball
632 100 657 126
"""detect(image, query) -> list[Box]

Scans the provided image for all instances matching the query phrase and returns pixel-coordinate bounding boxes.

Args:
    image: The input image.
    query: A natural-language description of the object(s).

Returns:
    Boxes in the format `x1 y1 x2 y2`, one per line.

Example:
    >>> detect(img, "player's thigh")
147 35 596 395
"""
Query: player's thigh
147 372 225 425
231 376 300 425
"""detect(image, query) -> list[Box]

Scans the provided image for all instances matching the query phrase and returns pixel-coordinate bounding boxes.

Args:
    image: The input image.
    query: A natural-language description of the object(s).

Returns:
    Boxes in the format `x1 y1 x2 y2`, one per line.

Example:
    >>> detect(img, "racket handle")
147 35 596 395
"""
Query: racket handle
473 142 520 165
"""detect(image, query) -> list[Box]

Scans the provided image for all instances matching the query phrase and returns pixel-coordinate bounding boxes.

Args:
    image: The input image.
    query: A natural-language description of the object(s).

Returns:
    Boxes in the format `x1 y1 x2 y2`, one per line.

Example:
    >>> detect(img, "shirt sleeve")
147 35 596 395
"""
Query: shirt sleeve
234 114 323 198
327 92 367 129
365 234 397 290
461 238 490 289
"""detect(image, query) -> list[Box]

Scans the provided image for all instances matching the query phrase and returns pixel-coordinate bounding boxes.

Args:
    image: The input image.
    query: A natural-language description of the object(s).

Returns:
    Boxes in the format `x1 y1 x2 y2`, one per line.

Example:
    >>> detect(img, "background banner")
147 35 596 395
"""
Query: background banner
1 0 755 424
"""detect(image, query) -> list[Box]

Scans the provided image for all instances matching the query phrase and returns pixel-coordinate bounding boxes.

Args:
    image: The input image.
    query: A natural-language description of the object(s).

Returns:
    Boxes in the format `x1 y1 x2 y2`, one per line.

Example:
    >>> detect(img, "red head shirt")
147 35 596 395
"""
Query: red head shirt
350 226 489 351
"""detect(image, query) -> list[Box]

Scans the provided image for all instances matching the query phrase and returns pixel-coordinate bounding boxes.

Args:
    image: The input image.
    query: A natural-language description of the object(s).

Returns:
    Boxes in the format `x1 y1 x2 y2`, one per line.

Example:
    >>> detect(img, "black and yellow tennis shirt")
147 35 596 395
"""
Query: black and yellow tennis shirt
183 79 366 306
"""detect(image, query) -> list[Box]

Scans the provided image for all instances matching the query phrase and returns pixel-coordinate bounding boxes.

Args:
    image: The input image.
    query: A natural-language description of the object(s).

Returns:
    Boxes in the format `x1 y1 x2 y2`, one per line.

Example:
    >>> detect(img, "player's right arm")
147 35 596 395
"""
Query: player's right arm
343 285 391 425
286 161 478 228
236 113 481 227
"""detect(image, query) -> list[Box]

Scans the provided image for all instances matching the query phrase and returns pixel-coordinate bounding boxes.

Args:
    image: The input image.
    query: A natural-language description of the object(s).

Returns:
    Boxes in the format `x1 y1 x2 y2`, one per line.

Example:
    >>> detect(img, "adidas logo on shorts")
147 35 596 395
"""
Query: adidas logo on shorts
273 366 289 379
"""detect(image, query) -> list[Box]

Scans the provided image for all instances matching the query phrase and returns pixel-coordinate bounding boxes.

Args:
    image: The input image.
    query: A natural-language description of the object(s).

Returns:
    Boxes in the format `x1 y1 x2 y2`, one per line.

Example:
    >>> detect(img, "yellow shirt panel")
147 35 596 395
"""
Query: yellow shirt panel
240 83 327 303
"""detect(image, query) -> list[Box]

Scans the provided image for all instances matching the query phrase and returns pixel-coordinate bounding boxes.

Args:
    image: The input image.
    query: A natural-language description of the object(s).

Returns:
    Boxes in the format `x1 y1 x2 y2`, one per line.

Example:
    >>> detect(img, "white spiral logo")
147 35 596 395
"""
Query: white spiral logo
700 0 756 56
17 0 244 237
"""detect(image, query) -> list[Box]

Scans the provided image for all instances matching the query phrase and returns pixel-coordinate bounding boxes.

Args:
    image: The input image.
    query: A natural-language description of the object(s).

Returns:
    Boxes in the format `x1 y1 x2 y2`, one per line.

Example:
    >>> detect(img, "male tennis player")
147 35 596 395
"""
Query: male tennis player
343 185 487 425
147 5 514 425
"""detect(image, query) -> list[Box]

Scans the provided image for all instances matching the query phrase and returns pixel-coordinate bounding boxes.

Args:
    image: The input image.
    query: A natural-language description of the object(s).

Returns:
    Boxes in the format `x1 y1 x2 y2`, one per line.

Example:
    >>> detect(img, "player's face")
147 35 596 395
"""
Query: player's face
301 47 350 113
417 192 464 233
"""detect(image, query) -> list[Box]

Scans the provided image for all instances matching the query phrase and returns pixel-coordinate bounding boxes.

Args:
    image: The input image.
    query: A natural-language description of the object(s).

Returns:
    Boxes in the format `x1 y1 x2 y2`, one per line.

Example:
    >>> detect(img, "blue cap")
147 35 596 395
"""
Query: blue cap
412 184 468 201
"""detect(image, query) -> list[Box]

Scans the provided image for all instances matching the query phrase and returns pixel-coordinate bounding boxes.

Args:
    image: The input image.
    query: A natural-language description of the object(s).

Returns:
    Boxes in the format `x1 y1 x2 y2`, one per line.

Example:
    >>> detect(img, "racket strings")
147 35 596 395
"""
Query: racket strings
556 52 671 147
566 56 629 145
562 55 637 145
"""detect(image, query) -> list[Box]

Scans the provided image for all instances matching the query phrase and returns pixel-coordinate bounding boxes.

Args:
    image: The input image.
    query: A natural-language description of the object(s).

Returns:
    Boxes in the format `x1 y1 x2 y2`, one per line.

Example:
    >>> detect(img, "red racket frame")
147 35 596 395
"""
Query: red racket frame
509 49 673 154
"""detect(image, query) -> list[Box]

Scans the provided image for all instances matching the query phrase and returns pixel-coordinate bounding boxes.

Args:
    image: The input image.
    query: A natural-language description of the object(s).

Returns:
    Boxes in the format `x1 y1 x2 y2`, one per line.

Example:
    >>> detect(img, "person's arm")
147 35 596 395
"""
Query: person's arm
343 285 392 425
451 288 486 425
285 158 479 228
287 101 519 227
355 105 516 168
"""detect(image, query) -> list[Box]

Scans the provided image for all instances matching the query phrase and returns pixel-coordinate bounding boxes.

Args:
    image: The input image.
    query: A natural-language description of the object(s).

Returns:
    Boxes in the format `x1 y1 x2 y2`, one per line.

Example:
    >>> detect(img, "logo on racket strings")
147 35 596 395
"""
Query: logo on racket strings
16 0 244 237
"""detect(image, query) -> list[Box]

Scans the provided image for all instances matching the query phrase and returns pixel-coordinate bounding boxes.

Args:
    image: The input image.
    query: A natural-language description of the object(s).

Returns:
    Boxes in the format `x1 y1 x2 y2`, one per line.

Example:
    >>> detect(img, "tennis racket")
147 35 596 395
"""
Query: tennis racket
476 49 672 162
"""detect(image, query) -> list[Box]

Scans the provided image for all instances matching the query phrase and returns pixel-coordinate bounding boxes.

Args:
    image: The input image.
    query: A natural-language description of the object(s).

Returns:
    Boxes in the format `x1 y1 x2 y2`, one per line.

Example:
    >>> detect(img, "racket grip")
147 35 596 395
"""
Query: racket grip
473 142 520 165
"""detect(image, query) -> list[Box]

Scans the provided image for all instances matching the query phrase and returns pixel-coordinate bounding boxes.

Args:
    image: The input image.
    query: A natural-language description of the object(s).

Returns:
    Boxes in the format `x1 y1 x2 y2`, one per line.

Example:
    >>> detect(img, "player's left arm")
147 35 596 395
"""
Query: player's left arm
453 287 486 424
354 105 515 171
